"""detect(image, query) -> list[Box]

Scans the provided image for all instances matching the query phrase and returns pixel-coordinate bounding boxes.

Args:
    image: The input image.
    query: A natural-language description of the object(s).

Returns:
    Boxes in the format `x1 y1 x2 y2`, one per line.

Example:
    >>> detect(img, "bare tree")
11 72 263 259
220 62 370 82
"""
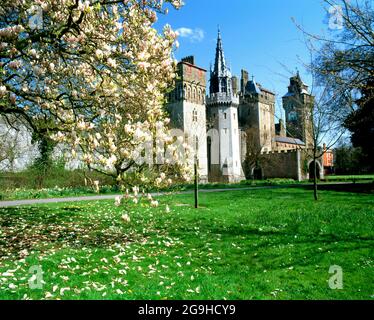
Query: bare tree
294 0 373 101
308 83 347 200
289 0 374 199
0 116 37 172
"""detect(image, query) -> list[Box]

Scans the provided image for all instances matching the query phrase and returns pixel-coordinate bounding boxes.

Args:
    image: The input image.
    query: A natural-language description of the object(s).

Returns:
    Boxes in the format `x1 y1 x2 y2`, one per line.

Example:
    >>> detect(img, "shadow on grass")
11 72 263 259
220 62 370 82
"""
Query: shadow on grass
0 206 136 260
205 222 374 243
300 183 374 194
179 222 374 272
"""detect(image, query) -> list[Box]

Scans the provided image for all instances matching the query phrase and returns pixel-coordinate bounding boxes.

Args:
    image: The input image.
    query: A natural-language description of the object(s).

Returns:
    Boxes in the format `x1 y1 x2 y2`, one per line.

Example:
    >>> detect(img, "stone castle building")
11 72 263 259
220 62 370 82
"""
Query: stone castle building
167 30 324 182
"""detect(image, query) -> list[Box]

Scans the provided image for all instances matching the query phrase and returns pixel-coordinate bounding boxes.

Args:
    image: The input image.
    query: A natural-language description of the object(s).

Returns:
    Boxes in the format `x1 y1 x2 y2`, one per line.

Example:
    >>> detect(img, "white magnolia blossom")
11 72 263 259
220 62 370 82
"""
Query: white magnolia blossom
1 0 192 193
121 214 131 224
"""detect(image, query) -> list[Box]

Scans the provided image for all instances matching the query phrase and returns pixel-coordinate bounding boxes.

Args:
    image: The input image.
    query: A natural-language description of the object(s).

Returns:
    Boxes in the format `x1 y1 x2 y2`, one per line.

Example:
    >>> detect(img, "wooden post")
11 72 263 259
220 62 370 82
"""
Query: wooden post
194 155 199 209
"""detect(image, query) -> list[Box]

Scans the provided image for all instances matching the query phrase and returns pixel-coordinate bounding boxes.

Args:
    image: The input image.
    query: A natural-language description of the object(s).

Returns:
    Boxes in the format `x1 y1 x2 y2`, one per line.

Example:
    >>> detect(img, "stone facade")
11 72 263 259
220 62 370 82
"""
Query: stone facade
166 56 209 182
167 30 323 182
206 30 244 183
283 73 314 149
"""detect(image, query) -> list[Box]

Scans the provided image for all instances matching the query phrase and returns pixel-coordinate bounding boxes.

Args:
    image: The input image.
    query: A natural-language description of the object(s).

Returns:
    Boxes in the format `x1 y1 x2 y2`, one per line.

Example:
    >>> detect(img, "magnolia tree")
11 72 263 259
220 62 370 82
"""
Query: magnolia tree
0 0 194 196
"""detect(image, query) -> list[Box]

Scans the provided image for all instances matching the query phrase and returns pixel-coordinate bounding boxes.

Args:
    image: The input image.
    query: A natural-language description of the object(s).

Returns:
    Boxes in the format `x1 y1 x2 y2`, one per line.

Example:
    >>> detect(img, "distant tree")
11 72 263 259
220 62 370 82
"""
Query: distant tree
344 79 374 172
334 144 363 175
310 0 373 104
0 116 36 171
0 128 20 171
309 82 349 199
292 0 373 198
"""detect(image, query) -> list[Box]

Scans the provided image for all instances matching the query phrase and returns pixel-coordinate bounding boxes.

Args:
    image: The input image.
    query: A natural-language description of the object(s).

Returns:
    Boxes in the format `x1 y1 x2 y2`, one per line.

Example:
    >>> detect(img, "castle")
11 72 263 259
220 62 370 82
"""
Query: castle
167 30 324 183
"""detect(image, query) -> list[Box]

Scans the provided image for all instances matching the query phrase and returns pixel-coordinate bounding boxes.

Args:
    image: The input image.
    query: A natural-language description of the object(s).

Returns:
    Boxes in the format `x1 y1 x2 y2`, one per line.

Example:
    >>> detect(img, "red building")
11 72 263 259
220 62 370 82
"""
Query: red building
323 143 334 175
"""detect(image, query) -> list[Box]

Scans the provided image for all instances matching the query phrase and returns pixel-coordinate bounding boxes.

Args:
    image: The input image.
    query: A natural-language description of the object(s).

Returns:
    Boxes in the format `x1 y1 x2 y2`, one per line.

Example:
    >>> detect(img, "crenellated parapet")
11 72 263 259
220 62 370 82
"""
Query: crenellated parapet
262 149 300 155
207 92 239 106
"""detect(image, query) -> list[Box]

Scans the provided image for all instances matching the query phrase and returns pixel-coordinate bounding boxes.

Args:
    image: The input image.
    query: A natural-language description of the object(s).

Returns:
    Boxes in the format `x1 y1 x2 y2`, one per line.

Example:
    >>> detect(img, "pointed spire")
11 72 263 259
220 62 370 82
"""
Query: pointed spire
213 27 228 77
209 27 234 96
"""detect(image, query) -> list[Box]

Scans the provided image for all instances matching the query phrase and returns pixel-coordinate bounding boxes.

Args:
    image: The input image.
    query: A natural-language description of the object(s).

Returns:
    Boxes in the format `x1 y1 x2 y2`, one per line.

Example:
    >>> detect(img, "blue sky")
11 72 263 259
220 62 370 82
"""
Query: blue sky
156 0 335 120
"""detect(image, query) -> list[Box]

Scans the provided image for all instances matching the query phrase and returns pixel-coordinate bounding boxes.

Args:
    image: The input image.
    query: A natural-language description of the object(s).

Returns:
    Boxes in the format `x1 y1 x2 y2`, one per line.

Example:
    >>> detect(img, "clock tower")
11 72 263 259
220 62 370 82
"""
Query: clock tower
283 72 314 148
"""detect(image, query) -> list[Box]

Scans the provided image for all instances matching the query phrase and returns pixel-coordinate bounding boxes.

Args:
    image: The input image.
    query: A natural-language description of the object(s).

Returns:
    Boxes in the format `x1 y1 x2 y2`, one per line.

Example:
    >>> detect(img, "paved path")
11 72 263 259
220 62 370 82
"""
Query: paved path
0 182 362 208
0 185 289 208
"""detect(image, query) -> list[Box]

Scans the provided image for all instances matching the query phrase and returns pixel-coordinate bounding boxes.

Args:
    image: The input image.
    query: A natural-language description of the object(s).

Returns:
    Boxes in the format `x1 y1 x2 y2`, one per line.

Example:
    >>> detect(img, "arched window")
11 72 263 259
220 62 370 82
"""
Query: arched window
221 80 227 93
183 84 187 100
194 135 199 152
192 109 198 122
288 111 297 121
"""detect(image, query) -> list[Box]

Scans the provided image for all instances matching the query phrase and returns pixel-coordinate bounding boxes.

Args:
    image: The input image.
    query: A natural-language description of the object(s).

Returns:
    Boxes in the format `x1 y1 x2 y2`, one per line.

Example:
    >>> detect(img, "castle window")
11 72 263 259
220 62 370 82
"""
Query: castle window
224 113 227 120
221 80 227 93
183 84 187 99
192 109 198 122
288 111 297 121
178 85 183 99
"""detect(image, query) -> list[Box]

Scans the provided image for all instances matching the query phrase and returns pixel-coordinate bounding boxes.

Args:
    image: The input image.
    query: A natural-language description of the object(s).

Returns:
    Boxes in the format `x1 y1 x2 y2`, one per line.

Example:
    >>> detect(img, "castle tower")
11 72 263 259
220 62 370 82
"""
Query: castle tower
167 56 208 182
206 29 243 182
238 71 276 155
283 72 314 149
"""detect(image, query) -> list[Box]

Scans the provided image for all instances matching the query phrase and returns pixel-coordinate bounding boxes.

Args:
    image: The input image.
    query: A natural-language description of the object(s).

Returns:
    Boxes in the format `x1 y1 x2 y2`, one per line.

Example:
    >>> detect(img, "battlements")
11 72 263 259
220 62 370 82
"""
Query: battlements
181 56 195 65
207 92 239 105
262 148 300 155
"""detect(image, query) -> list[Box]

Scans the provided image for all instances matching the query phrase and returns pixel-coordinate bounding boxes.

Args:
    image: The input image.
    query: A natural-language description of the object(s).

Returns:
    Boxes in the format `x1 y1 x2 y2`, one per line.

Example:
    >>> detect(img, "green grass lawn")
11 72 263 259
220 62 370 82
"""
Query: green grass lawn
325 175 374 182
0 178 342 201
0 188 373 300
0 179 299 201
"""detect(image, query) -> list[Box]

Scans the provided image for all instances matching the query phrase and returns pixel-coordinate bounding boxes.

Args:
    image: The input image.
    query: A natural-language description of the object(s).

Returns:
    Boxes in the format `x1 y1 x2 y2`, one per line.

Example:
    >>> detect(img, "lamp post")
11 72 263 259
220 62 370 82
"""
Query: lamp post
194 154 199 209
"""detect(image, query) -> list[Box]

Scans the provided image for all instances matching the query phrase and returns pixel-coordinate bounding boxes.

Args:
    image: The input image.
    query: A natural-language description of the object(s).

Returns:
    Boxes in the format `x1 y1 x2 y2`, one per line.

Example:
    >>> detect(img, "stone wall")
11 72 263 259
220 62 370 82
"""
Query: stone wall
260 150 301 180
257 149 324 181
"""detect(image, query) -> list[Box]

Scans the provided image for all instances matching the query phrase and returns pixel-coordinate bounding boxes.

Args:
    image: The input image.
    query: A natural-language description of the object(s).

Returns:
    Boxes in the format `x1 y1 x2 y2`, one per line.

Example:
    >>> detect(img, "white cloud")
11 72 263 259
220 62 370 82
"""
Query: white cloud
175 27 205 43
